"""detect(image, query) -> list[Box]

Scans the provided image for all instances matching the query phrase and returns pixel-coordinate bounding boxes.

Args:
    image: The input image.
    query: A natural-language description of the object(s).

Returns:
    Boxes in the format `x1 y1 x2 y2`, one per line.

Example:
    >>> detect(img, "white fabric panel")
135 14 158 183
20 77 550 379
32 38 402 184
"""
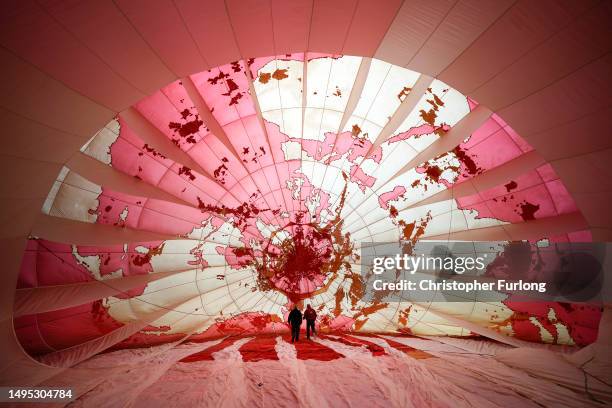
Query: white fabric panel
31 214 180 245
342 0 403 57
421 336 512 356
67 153 190 206
413 303 542 348
439 0 598 94
44 168 100 222
408 0 515 76
306 57 334 108
373 74 434 148
66 340 224 407
413 150 546 208
496 348 612 404
391 104 492 178
13 270 188 317
365 64 420 129
337 57 371 132
423 211 588 241
350 58 393 121
244 63 278 163
423 349 602 407
37 335 202 403
375 0 456 67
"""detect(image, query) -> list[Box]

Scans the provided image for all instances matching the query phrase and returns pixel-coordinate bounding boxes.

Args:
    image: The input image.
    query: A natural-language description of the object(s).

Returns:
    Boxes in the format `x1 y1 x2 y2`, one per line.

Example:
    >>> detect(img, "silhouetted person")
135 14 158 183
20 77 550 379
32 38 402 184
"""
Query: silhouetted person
304 304 317 339
288 305 302 343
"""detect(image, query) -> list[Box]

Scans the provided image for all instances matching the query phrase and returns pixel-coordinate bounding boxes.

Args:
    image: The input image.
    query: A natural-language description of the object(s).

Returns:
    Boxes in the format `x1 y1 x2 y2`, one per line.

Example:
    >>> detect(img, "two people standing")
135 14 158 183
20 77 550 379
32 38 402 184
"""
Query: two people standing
287 304 317 342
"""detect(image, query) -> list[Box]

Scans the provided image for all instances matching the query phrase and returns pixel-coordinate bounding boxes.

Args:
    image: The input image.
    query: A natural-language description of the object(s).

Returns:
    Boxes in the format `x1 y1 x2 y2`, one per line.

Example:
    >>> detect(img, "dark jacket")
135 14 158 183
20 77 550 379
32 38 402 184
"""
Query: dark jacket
288 308 303 326
304 308 317 321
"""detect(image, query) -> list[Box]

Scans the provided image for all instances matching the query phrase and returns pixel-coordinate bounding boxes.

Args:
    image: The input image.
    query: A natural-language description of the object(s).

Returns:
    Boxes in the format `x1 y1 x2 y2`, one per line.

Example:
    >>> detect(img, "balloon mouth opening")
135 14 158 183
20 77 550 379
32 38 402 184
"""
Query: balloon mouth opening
257 219 338 298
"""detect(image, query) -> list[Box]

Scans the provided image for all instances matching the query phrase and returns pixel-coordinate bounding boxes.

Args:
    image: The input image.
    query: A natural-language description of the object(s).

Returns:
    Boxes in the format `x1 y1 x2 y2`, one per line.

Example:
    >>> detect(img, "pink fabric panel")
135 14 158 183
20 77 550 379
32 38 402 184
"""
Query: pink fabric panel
14 271 181 317
527 106 612 161
114 0 208 76
498 54 612 139
14 303 124 355
95 188 144 230
270 0 313 53
184 141 248 191
13 234 177 356
39 0 175 94
408 0 514 76
224 120 272 169
134 91 205 153
0 2 141 110
566 229 593 242
155 165 227 205
109 137 173 190
37 304 177 368
463 114 501 146
110 118 239 209
191 61 256 126
114 117 174 171
439 0 597 94
545 180 578 214
173 0 241 69
456 164 579 223
226 0 275 58
309 0 358 54
18 239 166 290
18 240 92 288
343 0 403 56
457 128 523 181
0 23 113 138
471 2 612 111
12 315 53 354
498 302 601 346
373 0 455 67
136 203 206 237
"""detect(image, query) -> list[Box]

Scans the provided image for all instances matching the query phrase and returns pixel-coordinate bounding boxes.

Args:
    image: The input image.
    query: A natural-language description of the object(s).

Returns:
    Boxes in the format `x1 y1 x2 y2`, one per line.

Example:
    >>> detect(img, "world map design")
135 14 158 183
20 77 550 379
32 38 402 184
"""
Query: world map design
15 55 601 356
